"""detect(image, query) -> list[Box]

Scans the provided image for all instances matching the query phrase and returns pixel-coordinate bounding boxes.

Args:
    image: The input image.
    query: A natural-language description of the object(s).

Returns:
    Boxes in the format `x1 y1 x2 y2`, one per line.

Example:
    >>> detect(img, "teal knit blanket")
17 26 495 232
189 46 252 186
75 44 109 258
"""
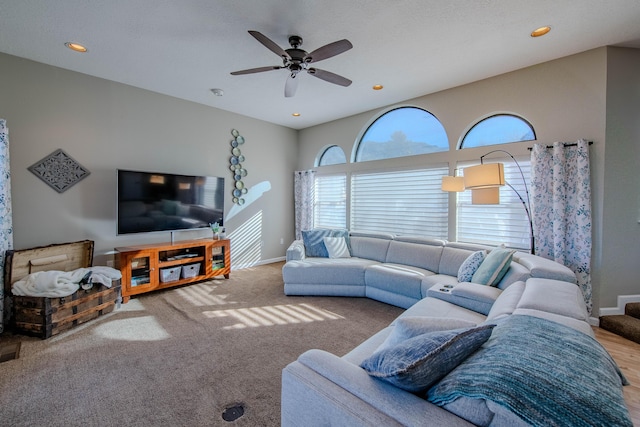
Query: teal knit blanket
428 315 632 427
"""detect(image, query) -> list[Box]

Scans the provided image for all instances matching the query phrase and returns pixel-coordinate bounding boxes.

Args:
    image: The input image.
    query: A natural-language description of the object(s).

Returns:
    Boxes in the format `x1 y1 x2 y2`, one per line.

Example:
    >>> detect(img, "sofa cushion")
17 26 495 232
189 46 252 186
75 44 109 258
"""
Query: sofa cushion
471 248 515 286
486 281 526 321
437 247 474 277
376 317 477 352
517 278 588 321
323 236 351 258
427 283 502 316
457 251 485 282
349 236 392 262
282 258 378 287
513 253 577 283
494 260 530 289
397 296 488 324
365 263 432 300
360 324 495 392
385 240 443 272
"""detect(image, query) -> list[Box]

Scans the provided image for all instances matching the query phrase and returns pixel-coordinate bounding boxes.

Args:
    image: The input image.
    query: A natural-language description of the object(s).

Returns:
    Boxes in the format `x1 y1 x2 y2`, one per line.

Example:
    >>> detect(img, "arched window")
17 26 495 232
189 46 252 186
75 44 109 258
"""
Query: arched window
316 145 346 166
354 106 448 162
460 113 535 149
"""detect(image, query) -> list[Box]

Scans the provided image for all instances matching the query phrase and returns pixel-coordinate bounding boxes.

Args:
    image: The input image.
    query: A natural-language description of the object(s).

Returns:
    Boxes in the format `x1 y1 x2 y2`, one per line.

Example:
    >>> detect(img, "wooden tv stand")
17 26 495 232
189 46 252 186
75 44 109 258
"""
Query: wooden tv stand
115 238 230 303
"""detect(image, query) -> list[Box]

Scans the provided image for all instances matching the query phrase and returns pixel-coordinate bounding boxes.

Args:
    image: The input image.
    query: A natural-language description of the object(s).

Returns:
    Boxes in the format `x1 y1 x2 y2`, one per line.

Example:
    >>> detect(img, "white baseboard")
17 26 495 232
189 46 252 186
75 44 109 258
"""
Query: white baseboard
598 294 640 316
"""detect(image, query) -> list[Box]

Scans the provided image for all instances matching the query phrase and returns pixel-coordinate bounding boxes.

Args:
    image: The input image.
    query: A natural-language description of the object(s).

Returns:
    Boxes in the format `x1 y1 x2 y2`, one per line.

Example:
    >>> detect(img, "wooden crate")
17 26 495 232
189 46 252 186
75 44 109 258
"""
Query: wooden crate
3 240 121 339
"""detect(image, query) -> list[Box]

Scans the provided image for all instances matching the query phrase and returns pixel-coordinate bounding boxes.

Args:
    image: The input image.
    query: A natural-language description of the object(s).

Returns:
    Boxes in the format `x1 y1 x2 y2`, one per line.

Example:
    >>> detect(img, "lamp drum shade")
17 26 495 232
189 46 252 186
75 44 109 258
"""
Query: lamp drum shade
471 187 500 204
441 176 465 192
464 163 505 189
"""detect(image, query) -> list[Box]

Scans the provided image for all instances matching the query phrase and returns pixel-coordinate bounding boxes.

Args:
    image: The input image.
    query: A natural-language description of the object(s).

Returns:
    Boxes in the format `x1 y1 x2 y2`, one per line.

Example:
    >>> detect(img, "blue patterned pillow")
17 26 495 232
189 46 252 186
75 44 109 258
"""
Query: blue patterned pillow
302 229 351 258
457 251 486 282
302 229 333 257
360 324 495 392
377 317 477 352
471 248 515 286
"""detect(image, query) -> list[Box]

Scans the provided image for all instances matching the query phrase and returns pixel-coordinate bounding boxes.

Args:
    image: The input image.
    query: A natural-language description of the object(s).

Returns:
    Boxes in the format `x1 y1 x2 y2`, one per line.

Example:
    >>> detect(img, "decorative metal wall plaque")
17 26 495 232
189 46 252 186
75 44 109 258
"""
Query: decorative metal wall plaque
229 129 248 205
28 149 90 193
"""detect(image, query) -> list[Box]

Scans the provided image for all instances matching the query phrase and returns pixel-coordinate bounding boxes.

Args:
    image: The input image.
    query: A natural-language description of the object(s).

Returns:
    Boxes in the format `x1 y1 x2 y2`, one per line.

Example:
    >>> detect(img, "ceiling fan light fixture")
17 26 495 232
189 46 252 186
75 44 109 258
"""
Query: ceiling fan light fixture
65 42 87 53
531 26 551 38
372 84 384 90
230 30 353 98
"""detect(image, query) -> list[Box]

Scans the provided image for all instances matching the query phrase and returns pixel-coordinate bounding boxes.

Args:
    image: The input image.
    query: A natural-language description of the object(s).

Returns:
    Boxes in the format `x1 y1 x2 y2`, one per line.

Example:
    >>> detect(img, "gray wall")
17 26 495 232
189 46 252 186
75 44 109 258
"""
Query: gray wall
601 47 640 306
0 53 297 266
298 47 634 314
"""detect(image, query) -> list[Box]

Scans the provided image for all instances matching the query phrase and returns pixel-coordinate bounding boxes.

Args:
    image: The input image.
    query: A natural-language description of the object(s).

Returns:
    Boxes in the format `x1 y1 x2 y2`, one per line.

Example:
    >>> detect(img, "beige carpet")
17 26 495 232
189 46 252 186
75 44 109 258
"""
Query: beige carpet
0 262 403 426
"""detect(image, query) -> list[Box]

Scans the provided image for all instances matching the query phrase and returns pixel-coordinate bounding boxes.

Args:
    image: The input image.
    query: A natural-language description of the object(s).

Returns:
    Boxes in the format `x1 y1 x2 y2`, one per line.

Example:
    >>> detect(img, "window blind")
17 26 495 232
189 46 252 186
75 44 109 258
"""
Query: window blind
457 159 532 250
351 168 448 238
314 174 347 229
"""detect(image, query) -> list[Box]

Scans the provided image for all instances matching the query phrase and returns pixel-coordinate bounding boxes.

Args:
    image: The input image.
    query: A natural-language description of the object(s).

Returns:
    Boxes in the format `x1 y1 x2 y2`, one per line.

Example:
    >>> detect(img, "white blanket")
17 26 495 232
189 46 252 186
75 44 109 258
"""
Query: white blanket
12 266 122 298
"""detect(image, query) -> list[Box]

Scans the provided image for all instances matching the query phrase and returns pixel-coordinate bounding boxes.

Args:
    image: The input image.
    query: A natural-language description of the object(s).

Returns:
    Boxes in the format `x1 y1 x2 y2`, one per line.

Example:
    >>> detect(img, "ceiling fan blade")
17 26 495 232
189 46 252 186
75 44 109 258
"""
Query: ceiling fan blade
248 30 290 59
284 73 299 97
230 66 282 75
307 68 352 87
305 39 353 63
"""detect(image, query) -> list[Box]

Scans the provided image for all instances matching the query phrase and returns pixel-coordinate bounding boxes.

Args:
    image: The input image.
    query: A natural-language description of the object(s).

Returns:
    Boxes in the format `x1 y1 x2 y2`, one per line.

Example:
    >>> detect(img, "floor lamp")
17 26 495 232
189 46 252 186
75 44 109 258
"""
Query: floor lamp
442 150 535 254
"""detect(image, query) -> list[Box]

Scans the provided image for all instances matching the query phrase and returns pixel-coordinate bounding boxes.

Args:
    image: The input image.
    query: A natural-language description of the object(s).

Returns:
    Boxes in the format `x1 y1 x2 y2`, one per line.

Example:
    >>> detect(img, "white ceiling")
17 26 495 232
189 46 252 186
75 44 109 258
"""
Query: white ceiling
1 0 640 130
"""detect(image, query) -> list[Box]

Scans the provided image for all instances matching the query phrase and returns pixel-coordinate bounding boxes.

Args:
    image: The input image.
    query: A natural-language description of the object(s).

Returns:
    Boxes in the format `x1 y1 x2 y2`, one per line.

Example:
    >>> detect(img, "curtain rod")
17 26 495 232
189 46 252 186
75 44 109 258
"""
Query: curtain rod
527 140 593 151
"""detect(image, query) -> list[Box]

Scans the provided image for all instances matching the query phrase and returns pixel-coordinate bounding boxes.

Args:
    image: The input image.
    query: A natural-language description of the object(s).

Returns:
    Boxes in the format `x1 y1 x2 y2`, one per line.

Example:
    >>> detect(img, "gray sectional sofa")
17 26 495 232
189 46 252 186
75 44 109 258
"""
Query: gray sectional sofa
281 230 632 426
283 231 576 310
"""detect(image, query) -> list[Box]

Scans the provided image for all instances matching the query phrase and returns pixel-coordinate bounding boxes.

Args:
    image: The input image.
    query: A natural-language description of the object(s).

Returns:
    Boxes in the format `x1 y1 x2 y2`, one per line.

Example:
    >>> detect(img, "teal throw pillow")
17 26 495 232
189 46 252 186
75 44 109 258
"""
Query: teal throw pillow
457 251 486 282
360 324 495 392
471 248 515 286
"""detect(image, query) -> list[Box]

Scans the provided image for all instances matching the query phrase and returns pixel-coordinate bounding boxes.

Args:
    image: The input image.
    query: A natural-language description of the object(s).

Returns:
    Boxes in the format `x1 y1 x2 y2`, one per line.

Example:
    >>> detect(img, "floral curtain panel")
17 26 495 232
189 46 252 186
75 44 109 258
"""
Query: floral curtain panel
294 170 315 240
0 119 14 333
531 139 592 312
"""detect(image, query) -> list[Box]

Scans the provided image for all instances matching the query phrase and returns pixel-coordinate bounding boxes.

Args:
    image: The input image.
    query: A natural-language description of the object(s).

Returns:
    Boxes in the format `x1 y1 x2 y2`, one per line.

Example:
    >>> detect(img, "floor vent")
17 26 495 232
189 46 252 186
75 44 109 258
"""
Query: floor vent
222 403 245 422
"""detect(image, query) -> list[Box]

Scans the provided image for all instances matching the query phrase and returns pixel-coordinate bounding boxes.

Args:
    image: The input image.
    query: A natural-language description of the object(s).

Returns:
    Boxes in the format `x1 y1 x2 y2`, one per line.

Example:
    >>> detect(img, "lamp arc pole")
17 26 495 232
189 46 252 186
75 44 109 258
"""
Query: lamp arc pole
480 149 535 254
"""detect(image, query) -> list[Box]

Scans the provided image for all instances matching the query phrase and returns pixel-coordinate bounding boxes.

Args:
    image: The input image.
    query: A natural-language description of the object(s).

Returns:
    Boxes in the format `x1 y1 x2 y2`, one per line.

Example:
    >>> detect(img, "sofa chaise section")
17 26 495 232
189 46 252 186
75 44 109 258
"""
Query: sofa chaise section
282 277 632 426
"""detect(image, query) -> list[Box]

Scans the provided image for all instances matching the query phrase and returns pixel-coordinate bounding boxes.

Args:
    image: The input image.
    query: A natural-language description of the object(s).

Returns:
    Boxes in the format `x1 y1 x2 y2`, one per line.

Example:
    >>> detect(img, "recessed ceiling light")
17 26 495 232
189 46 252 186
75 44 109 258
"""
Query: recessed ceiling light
292 112 301 117
210 88 224 96
372 84 384 90
64 42 88 53
531 26 551 38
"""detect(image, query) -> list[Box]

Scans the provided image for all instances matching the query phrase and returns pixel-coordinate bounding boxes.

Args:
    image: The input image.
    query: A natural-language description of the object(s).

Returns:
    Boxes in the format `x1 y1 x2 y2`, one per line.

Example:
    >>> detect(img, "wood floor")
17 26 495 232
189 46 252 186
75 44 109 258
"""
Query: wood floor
593 326 640 425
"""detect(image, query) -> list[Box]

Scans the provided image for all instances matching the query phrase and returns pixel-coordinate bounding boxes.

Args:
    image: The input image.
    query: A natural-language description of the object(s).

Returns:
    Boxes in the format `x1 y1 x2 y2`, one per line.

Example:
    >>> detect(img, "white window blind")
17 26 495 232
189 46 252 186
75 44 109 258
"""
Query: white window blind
351 168 448 239
457 159 532 250
314 174 347 228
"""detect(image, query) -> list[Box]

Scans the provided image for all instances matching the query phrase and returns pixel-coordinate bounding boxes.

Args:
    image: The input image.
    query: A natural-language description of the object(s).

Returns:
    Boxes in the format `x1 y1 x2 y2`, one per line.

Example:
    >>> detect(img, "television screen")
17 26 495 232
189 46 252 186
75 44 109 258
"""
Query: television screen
117 169 224 235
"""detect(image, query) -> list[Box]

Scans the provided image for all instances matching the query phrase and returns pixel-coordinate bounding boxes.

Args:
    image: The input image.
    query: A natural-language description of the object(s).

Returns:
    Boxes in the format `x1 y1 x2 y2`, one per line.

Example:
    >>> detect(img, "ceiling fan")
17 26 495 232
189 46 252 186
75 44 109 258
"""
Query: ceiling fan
230 30 353 97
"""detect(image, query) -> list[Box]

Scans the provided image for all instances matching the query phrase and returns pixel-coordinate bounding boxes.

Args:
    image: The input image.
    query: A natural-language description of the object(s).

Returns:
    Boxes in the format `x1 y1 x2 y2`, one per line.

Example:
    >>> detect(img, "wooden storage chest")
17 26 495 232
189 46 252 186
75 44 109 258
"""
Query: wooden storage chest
3 240 121 339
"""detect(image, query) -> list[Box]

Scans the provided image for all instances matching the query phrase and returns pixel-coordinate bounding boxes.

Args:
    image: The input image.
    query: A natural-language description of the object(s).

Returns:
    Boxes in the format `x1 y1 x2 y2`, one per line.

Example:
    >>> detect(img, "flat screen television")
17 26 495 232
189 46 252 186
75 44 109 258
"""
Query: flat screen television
117 169 224 235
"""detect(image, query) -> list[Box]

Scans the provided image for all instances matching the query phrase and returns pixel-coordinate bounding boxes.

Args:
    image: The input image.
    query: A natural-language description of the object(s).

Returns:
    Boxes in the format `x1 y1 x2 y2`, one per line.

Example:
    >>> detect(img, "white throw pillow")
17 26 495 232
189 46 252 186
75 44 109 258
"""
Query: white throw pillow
323 236 351 258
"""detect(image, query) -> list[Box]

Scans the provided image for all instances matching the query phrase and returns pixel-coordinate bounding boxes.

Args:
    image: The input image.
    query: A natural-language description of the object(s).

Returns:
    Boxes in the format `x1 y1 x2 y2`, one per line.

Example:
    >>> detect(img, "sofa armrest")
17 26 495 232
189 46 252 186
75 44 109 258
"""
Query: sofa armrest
427 282 502 315
286 239 306 261
282 349 473 427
